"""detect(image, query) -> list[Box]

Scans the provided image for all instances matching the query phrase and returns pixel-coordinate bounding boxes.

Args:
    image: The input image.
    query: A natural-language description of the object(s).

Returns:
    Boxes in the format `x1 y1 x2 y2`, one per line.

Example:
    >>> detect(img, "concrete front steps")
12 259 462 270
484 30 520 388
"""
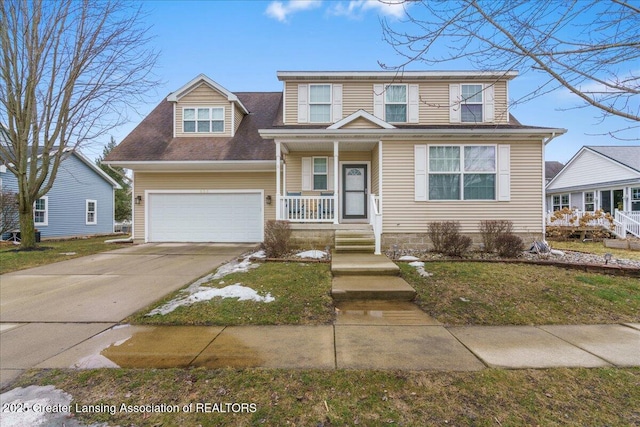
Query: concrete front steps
332 275 417 301
334 229 375 253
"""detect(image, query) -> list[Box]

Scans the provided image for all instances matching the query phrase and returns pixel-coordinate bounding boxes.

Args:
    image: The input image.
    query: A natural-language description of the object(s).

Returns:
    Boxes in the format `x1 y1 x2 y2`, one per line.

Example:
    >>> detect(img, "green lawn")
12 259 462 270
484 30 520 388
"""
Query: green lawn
0 235 129 274
14 367 640 426
400 262 640 326
127 262 335 326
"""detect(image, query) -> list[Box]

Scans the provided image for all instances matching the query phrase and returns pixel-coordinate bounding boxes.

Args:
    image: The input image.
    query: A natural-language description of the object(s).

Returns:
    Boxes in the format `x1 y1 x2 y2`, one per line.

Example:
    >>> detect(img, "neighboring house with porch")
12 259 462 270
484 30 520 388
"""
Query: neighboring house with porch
104 71 565 252
545 145 640 238
1 149 121 240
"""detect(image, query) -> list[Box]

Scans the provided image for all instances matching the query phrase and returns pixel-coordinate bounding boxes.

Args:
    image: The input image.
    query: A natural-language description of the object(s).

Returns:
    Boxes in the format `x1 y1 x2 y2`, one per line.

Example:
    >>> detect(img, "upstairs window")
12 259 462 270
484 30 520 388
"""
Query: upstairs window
309 85 331 123
461 84 483 122
183 107 224 133
385 84 407 122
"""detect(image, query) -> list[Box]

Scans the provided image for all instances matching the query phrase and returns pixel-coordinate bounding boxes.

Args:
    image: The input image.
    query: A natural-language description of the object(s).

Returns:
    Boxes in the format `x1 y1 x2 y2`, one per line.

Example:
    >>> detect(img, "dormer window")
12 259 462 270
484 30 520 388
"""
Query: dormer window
385 84 407 122
183 107 224 133
309 84 331 123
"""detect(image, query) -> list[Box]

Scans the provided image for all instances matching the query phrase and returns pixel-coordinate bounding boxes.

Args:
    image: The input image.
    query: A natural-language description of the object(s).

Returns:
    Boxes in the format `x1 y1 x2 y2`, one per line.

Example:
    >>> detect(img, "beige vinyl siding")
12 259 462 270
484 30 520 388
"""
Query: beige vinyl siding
381 140 544 234
371 143 380 196
284 79 509 125
175 84 233 137
341 116 382 129
285 151 373 195
133 172 276 240
233 104 244 135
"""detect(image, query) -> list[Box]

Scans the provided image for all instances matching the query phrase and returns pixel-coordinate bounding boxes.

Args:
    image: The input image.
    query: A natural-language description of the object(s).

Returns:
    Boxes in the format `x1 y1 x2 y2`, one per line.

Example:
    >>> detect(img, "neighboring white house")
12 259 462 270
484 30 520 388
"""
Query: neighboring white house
546 145 640 238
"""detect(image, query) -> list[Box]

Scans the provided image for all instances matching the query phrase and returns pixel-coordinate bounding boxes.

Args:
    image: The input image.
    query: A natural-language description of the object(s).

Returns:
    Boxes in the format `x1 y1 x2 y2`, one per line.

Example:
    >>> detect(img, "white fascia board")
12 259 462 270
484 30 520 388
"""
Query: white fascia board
103 160 276 172
259 127 567 141
277 70 519 81
166 74 249 114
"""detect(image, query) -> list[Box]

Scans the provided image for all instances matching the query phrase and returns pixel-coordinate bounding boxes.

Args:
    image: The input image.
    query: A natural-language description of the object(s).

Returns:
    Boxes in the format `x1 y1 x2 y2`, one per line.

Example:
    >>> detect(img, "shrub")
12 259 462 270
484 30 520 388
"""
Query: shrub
261 220 292 258
495 233 524 258
478 220 513 253
427 221 472 257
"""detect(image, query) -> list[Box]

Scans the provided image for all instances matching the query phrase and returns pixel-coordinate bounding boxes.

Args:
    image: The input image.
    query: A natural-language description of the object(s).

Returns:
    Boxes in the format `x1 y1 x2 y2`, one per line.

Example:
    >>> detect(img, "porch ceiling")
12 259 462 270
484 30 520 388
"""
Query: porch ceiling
282 140 378 152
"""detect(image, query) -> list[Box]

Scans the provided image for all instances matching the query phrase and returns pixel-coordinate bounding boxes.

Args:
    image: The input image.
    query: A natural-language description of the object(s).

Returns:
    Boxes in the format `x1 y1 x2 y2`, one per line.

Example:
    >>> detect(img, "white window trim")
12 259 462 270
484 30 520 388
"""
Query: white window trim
86 199 97 225
308 84 332 123
460 84 483 123
34 196 48 226
552 193 570 211
583 191 596 212
426 144 497 201
312 156 329 191
384 83 408 123
182 106 225 133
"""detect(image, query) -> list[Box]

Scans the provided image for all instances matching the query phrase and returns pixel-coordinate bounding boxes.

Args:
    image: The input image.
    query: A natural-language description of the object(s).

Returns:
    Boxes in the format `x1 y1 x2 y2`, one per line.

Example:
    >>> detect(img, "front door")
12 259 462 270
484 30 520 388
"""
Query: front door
342 164 367 219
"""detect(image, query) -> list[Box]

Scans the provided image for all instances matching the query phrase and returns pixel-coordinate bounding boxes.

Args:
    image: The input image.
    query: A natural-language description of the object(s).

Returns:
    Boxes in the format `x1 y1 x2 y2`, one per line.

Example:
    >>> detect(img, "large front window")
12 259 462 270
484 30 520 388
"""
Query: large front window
461 84 483 123
385 84 407 122
183 107 224 133
309 84 331 123
313 157 328 190
428 146 496 200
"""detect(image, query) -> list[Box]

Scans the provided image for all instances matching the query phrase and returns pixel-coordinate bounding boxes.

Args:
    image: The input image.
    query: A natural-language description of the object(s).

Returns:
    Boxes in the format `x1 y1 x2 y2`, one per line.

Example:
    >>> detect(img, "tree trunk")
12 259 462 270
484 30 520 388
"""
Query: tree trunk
19 207 36 249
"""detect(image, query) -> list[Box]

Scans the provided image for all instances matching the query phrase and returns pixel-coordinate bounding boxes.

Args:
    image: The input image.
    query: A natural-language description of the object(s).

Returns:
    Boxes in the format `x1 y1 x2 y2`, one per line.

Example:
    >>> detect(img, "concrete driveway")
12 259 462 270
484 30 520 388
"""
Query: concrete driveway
0 243 253 389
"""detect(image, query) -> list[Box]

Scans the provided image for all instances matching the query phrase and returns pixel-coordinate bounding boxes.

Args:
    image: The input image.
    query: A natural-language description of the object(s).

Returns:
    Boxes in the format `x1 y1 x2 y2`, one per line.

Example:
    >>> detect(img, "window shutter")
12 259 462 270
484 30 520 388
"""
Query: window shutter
449 84 461 123
414 145 427 201
327 157 334 191
497 145 511 201
373 84 384 119
484 84 495 123
302 157 312 191
408 84 419 123
332 84 342 123
298 84 308 123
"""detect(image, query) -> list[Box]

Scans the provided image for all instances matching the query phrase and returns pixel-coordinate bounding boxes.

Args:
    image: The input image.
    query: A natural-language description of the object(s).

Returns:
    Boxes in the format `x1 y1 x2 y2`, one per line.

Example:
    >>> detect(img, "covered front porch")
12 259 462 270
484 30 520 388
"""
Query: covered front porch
273 139 383 253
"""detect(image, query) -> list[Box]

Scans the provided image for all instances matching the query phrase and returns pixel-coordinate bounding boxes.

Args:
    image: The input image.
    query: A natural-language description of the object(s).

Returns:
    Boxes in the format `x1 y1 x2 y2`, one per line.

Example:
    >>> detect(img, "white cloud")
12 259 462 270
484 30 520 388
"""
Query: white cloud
329 0 408 20
265 0 322 23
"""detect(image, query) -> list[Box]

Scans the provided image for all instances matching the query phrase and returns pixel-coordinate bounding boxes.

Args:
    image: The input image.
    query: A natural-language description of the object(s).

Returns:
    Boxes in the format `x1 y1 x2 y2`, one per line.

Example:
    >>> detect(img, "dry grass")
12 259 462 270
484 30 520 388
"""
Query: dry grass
14 367 640 426
549 239 640 261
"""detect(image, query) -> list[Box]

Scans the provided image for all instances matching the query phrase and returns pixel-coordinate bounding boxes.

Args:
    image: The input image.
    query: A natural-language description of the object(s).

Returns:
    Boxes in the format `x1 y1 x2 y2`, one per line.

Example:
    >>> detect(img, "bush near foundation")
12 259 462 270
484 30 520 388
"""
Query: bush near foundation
261 220 292 258
478 220 513 253
495 233 525 258
427 221 472 257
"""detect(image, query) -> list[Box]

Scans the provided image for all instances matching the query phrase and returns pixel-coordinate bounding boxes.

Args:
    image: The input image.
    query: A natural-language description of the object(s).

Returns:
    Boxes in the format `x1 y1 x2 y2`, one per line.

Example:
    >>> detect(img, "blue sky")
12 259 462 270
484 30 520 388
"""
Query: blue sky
90 0 639 164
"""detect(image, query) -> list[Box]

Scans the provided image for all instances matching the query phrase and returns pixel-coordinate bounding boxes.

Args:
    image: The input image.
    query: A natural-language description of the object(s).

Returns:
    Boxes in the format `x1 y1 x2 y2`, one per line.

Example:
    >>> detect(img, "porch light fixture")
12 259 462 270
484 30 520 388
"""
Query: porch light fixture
604 253 612 265
266 195 272 205
135 195 142 205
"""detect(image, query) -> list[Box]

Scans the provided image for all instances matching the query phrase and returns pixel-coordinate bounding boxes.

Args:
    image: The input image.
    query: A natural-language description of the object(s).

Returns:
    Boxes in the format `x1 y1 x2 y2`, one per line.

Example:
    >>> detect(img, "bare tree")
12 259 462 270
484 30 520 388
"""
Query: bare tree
0 187 20 237
0 0 159 248
381 0 640 134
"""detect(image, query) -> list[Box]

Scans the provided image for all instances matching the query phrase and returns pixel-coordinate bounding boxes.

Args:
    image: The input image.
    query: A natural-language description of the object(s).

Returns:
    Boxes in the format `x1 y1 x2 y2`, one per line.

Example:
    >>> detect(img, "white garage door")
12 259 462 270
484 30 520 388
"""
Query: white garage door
147 192 263 242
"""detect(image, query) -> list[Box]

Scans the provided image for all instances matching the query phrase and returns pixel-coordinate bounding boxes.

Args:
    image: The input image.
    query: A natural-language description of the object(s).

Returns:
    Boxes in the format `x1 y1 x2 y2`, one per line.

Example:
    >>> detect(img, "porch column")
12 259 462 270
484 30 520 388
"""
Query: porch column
333 141 339 224
276 141 281 220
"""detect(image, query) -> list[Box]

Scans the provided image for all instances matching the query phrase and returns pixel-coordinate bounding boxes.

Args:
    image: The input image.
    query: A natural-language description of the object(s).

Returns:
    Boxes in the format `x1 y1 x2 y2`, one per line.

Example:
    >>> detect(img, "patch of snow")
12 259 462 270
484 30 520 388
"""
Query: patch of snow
296 250 327 259
399 255 420 261
73 354 120 369
409 261 433 277
250 250 266 258
59 252 76 255
550 249 565 257
459 297 470 303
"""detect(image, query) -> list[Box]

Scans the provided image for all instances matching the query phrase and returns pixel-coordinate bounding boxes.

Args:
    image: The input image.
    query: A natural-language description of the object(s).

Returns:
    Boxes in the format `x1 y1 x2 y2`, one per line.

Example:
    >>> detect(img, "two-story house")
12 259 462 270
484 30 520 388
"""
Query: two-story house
104 71 565 252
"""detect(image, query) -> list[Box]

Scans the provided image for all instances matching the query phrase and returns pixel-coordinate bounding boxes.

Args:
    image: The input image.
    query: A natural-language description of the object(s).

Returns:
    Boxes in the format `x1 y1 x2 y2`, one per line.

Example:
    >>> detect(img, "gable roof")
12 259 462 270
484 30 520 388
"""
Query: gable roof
586 146 640 173
166 74 249 114
105 92 281 164
327 110 396 130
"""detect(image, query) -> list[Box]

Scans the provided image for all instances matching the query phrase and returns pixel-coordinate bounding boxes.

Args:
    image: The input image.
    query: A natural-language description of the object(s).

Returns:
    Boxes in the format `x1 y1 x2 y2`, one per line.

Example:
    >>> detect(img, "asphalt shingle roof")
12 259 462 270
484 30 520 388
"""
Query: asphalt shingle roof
587 146 640 173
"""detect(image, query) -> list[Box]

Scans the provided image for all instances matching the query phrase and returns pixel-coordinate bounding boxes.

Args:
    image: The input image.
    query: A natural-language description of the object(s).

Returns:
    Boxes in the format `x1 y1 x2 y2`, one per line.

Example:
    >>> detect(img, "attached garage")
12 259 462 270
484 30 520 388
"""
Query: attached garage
146 191 264 242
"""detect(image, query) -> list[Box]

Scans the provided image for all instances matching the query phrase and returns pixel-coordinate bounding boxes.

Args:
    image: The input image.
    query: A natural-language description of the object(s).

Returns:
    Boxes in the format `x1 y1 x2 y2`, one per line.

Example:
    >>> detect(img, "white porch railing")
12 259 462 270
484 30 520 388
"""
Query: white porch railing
614 210 640 238
278 195 336 222
369 194 382 255
545 209 613 228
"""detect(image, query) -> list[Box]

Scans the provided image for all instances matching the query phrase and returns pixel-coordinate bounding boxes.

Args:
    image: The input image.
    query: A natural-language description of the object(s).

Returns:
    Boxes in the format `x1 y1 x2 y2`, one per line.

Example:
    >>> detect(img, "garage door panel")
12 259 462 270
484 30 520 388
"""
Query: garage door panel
148 193 262 242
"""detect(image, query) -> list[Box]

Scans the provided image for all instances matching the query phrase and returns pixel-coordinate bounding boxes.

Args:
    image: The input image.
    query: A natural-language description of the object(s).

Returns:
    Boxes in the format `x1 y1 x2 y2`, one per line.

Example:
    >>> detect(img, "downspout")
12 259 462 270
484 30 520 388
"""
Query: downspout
541 132 557 240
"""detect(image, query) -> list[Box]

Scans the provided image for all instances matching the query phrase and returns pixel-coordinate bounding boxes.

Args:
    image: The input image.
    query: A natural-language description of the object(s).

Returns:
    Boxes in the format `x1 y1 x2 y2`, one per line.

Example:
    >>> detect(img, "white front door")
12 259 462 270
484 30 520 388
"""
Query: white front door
342 164 368 220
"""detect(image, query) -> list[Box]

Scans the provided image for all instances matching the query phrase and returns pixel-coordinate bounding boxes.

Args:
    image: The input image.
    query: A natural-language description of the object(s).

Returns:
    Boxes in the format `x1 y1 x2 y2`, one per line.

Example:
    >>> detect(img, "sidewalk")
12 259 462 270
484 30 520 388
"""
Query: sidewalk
2 319 638 375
